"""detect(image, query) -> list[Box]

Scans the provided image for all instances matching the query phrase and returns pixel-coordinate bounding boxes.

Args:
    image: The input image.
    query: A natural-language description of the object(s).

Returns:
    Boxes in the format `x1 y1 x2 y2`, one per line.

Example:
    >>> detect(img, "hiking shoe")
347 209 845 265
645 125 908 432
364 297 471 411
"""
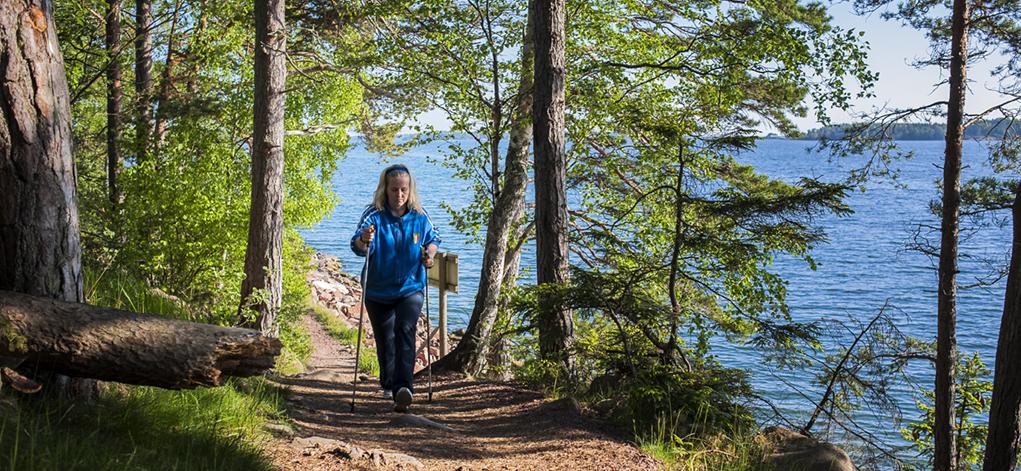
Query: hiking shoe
394 387 413 413
382 389 393 400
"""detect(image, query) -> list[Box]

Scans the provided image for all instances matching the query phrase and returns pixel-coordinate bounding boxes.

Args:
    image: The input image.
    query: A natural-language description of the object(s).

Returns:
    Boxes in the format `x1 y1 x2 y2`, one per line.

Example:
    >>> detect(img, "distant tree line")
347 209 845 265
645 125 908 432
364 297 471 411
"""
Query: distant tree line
802 118 1021 141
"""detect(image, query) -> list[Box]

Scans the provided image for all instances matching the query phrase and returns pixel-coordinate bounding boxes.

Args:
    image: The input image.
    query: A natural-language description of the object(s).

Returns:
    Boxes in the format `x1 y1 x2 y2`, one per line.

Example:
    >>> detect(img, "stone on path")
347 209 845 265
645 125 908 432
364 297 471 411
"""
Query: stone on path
389 413 459 434
302 368 348 383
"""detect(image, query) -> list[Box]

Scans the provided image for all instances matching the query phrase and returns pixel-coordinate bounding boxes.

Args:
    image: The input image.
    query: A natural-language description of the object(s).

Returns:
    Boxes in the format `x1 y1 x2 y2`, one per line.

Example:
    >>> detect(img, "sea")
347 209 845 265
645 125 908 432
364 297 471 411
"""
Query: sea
300 136 1012 459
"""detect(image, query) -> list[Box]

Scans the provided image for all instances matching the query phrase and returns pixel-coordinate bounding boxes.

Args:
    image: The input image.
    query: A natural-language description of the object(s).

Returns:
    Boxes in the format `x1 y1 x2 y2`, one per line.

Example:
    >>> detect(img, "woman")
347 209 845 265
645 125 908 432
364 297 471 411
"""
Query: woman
351 163 440 412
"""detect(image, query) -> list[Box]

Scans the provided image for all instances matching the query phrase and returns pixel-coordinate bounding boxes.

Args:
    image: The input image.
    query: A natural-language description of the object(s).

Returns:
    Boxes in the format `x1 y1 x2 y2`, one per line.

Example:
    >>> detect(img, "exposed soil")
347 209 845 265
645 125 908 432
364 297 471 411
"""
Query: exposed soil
265 313 660 470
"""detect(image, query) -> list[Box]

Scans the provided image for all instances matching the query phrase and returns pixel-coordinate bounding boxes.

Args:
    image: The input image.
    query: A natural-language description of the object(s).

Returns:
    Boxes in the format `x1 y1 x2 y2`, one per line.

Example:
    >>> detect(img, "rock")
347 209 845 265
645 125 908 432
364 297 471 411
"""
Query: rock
302 368 347 383
292 435 344 451
264 422 296 436
760 426 856 471
311 279 336 294
389 413 459 433
334 283 350 296
536 397 582 417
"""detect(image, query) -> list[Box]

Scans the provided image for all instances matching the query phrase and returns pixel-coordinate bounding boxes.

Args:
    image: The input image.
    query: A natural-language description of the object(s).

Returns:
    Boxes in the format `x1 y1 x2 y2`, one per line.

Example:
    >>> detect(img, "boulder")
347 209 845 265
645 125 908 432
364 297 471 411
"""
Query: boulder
760 426 856 471
536 397 582 417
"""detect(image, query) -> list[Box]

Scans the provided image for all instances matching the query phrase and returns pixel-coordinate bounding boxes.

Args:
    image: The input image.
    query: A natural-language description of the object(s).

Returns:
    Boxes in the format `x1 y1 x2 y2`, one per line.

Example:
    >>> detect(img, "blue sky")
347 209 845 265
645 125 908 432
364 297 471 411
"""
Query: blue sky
808 2 1009 131
413 2 1011 134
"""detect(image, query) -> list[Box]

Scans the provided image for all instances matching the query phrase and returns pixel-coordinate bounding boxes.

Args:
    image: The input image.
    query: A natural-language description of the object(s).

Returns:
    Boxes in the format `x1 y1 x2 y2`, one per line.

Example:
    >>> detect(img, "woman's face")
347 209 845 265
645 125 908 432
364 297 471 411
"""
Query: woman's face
386 173 411 210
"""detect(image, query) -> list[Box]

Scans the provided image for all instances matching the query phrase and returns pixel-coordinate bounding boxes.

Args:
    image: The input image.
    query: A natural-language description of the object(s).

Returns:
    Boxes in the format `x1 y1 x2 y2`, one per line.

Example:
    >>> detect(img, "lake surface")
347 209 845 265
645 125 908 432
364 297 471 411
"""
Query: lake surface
300 137 1010 457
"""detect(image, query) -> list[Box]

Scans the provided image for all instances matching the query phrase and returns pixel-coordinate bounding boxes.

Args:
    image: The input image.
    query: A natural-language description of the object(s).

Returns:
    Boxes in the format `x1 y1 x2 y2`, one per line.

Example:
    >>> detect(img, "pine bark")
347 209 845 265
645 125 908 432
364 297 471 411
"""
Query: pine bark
935 0 969 468
0 0 84 303
0 291 281 389
533 0 573 369
982 183 1021 471
239 0 286 336
1 0 93 397
134 0 151 161
432 1 535 376
106 0 123 208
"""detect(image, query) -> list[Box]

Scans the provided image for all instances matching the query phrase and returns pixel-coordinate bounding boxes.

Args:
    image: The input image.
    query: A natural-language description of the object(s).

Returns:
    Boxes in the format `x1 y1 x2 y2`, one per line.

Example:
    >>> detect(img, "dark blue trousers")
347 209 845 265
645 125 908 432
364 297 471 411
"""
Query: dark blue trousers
365 292 422 394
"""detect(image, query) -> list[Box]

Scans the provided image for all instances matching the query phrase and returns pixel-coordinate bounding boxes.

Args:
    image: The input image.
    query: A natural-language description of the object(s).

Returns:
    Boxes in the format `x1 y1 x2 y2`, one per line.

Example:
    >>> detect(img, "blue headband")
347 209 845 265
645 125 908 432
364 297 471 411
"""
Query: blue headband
385 164 409 176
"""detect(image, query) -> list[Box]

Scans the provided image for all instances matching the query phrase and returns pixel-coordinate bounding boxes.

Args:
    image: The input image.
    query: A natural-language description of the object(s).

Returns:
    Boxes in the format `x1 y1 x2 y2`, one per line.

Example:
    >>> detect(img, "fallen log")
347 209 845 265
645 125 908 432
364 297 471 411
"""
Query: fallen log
0 290 282 389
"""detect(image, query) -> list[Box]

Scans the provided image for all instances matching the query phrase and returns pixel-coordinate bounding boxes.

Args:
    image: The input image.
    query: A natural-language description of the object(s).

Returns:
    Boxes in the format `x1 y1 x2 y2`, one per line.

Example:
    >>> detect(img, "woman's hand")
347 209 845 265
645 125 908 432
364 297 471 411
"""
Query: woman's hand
420 248 434 269
359 225 376 246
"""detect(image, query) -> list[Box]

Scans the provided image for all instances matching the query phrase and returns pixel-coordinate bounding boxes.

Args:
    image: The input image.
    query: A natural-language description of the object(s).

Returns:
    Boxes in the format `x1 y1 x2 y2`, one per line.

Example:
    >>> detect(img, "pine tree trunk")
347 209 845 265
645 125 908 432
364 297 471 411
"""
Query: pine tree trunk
982 183 1021 471
0 0 96 397
432 2 535 376
239 0 286 336
533 0 573 371
935 0 969 468
0 0 84 303
134 0 151 162
0 291 281 389
151 1 181 154
106 0 123 209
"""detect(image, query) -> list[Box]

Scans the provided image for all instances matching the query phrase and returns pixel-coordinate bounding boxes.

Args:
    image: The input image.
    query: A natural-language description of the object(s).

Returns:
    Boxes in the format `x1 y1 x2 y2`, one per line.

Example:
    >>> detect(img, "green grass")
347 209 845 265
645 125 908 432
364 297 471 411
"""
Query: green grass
636 425 765 470
309 303 380 377
632 407 766 471
84 269 193 321
0 378 284 471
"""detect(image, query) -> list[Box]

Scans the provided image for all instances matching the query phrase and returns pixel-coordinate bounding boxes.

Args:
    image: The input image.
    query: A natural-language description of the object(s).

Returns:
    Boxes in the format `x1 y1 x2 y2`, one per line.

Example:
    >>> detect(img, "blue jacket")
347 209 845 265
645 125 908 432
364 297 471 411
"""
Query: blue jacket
351 205 441 302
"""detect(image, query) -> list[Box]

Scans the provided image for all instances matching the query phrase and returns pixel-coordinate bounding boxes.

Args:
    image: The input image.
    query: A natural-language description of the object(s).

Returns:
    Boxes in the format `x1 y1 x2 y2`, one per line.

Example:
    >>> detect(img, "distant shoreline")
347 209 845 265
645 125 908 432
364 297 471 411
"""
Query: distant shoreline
795 118 1019 141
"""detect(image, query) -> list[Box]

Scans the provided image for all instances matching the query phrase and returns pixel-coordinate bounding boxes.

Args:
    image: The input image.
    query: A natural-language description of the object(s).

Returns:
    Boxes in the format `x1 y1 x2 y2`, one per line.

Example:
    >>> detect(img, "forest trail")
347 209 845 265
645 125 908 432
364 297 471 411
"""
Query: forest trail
264 312 660 470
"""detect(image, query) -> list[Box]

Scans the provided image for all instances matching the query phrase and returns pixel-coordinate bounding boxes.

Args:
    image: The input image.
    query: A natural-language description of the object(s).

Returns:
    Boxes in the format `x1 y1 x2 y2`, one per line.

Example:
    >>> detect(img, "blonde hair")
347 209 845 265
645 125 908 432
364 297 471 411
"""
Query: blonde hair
372 164 423 213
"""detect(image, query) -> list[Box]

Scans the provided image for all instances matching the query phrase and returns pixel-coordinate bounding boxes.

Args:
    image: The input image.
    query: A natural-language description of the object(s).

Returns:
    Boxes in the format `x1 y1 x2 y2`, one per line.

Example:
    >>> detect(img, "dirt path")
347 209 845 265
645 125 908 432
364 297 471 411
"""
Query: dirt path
266 313 660 470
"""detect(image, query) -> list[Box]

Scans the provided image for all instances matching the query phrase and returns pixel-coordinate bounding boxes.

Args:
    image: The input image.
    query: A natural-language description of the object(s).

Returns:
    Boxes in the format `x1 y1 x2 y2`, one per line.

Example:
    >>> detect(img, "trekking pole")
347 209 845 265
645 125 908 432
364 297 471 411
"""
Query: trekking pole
350 235 372 412
423 249 434 403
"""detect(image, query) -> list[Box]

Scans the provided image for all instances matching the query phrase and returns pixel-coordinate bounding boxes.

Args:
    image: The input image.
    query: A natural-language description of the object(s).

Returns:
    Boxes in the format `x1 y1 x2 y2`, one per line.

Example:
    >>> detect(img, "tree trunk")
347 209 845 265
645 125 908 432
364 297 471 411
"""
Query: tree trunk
239 0 286 336
935 0 969 469
0 0 95 398
151 0 181 155
665 143 689 370
0 0 83 303
0 291 281 389
106 0 123 209
533 0 573 371
134 0 151 162
431 2 535 375
982 182 1021 471
186 0 208 94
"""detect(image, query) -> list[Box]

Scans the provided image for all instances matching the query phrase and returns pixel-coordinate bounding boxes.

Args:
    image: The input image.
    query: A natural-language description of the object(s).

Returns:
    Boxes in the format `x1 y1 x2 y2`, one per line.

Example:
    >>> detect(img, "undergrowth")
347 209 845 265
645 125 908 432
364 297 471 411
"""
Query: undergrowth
509 312 768 470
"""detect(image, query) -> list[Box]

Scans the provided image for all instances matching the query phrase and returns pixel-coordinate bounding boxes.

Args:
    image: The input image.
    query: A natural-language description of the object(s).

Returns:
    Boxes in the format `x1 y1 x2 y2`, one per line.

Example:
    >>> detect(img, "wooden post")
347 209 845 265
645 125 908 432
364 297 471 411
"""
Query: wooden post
438 253 448 356
427 252 457 357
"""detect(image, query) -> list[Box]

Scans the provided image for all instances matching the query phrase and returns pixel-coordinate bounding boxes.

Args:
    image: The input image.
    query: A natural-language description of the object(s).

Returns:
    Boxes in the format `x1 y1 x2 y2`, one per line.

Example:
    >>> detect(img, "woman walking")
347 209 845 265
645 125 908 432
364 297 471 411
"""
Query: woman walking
351 164 440 412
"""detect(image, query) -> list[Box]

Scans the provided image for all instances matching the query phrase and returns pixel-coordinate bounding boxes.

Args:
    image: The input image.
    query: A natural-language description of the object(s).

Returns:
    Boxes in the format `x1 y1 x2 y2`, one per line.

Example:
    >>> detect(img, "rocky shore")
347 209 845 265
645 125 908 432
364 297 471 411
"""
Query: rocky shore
306 252 457 371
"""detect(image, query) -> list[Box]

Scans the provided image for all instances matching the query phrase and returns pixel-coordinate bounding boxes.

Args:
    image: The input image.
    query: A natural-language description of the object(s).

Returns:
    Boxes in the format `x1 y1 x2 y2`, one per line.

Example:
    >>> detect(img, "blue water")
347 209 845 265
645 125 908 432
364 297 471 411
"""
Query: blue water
300 137 1011 455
